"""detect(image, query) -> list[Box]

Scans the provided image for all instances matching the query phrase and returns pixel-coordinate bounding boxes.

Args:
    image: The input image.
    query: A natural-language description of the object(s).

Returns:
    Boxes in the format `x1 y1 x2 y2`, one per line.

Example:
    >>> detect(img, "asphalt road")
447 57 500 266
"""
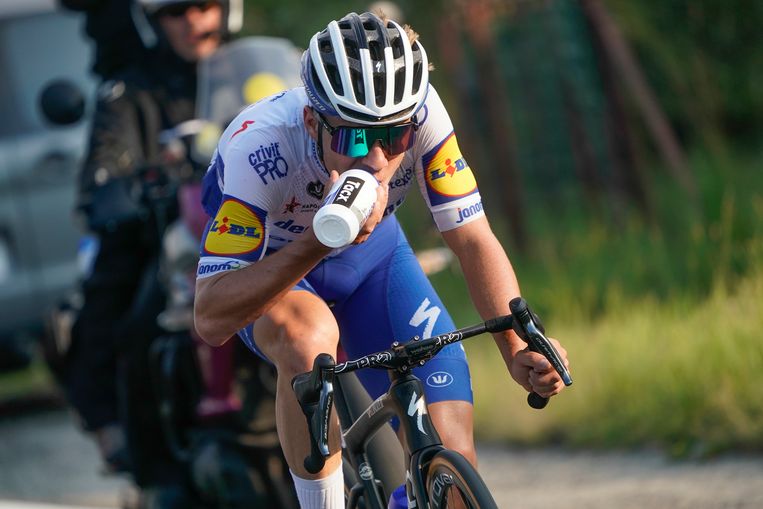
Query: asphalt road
1 409 762 508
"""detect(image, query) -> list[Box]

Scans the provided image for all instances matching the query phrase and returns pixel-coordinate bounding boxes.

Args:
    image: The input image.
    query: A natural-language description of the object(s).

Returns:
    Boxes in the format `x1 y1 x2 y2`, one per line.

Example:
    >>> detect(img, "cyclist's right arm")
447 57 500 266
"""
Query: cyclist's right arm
194 233 331 345
193 121 333 344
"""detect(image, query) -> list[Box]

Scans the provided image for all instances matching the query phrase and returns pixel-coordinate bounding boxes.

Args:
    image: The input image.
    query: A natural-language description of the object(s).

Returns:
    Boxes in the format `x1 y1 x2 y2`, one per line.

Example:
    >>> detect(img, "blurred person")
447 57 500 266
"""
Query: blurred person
59 0 148 79
194 11 570 509
62 0 241 502
368 0 404 24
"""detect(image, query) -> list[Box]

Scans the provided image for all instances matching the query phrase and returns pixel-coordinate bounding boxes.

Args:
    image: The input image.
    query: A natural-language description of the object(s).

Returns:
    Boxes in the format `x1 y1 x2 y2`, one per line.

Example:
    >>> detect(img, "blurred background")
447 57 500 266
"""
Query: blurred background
1 0 761 500
248 0 763 457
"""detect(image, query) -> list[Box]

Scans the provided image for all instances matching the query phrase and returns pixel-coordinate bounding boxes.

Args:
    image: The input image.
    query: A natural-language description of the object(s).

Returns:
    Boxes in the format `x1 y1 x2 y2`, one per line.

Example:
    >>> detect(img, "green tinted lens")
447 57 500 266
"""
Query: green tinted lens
330 125 416 157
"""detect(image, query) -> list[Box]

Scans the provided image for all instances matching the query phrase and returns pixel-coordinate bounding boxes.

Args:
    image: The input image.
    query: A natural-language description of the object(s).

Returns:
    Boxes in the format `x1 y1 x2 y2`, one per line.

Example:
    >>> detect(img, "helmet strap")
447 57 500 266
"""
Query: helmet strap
316 121 327 170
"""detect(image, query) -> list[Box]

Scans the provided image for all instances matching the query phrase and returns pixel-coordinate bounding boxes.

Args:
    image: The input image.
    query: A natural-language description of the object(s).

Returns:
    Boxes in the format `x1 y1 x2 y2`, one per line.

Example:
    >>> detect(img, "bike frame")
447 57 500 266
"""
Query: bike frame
293 299 572 509
337 369 445 509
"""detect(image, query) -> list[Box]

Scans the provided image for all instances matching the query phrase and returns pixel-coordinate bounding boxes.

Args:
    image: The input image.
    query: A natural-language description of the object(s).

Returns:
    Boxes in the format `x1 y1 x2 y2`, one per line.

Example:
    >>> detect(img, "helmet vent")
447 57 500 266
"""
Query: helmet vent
394 68 405 103
391 36 404 59
343 38 360 61
350 68 365 105
412 60 423 96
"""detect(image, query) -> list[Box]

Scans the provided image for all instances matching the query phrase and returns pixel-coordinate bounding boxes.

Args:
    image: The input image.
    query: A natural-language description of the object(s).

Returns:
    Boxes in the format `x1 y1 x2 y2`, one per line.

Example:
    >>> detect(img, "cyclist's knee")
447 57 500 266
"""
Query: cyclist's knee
254 294 338 375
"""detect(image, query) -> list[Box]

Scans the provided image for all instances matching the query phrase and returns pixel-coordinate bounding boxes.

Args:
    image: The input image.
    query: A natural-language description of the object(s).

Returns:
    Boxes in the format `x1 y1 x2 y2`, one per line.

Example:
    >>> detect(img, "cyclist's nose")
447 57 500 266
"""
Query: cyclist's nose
360 141 389 170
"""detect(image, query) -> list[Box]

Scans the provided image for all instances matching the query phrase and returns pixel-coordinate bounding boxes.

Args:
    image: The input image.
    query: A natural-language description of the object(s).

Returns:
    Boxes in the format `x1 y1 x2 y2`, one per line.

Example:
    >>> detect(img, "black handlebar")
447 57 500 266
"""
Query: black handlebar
292 298 573 472
509 297 573 409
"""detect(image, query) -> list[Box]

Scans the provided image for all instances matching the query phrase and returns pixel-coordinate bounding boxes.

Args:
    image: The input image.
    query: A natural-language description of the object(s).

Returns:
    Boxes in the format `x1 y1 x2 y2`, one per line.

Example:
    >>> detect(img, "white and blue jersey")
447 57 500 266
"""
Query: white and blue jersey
198 85 484 404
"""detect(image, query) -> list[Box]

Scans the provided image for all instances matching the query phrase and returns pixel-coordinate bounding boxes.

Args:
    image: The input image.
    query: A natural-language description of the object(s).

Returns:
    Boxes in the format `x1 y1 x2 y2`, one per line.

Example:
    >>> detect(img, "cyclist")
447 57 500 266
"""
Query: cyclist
63 0 240 497
194 11 571 509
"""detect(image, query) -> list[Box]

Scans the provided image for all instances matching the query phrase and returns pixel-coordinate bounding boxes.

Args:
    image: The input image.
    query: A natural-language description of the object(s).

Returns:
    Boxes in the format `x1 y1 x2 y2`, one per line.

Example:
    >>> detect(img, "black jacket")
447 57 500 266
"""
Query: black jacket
78 51 198 230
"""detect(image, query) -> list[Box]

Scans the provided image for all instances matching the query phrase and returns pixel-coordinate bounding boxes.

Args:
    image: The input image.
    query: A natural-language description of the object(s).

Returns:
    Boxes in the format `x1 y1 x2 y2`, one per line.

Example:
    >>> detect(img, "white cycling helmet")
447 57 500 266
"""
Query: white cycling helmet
132 0 243 48
301 12 429 125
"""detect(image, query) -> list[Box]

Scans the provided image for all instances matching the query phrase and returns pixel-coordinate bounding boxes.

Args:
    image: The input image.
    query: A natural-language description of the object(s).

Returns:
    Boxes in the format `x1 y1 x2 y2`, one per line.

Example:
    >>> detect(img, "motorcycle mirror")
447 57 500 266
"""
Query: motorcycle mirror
39 79 86 126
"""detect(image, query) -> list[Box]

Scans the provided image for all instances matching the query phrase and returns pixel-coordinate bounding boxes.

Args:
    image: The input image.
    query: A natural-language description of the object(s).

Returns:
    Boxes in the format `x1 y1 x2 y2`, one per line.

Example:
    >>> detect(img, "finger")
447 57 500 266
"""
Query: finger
520 350 552 373
353 183 387 243
529 373 565 396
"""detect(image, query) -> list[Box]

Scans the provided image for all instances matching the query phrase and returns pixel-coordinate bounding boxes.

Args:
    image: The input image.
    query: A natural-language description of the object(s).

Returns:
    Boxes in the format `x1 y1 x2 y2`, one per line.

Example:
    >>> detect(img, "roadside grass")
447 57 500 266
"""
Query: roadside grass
0 358 56 401
467 266 763 456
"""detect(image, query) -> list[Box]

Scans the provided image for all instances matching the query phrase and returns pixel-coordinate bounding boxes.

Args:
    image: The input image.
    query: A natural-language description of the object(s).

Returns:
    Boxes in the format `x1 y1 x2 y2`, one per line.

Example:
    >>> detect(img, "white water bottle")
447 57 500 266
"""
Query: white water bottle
312 169 379 248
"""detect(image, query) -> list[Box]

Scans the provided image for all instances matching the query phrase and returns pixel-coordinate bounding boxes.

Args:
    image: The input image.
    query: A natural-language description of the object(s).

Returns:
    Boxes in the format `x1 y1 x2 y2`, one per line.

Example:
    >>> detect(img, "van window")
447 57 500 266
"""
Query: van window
0 11 93 137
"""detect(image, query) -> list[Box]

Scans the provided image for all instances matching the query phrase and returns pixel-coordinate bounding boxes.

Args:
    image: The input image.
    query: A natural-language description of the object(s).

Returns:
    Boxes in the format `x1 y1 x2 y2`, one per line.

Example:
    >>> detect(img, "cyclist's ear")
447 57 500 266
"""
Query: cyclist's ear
303 107 319 140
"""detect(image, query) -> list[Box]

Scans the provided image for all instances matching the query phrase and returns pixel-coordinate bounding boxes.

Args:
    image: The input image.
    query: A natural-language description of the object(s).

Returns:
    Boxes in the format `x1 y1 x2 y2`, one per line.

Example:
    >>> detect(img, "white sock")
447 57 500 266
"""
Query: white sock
290 466 345 509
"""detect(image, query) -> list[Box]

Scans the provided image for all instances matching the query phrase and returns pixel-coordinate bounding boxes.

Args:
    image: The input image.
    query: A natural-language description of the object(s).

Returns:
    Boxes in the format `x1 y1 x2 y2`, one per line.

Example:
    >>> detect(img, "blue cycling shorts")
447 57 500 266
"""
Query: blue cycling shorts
237 215 472 405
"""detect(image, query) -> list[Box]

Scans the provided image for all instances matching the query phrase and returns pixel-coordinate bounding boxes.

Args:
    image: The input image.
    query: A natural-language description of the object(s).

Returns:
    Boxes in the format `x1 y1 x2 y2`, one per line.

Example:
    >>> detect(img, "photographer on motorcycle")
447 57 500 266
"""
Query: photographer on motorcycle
60 1 294 507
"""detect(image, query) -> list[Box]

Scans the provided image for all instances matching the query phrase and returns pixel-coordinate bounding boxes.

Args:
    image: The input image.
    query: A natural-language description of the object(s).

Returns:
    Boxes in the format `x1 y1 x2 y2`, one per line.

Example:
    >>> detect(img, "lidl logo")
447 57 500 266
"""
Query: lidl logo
423 133 477 206
203 197 266 260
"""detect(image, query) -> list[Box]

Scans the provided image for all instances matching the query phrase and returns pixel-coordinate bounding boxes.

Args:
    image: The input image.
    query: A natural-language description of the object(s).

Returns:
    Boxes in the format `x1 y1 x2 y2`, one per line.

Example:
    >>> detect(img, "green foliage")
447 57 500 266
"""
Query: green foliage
424 148 763 455
605 0 763 148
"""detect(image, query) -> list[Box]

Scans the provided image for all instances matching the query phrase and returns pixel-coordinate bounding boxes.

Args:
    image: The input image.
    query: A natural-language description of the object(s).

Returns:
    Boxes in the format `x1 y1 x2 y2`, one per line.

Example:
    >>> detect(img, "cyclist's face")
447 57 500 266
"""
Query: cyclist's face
305 108 407 185
157 1 223 62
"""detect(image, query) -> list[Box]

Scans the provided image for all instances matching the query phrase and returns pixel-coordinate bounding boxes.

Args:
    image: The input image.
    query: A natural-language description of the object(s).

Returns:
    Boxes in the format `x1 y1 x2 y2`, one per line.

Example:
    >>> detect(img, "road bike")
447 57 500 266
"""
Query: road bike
293 297 572 508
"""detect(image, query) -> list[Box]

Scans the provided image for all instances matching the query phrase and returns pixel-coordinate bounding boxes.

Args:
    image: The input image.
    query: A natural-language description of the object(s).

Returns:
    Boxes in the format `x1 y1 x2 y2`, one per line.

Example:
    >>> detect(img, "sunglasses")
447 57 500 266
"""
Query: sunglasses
154 0 220 18
315 111 418 158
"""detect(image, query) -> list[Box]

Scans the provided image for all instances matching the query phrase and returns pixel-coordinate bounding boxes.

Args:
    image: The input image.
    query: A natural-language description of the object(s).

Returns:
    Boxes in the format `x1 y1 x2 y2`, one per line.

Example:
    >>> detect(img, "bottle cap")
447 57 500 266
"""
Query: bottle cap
313 203 359 248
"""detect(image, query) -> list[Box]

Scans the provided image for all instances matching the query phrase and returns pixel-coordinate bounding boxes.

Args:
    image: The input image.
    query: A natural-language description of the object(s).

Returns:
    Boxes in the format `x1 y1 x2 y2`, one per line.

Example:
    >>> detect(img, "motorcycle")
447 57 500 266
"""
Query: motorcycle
46 36 305 509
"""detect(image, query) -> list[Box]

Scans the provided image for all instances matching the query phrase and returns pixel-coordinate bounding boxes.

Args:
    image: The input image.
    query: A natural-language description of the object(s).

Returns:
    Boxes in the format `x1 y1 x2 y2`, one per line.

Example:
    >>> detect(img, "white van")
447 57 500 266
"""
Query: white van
0 0 94 369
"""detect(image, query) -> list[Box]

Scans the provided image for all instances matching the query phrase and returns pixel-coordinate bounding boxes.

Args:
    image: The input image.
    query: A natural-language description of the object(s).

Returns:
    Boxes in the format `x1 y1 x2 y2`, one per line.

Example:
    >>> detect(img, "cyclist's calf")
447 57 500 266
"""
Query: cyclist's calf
429 400 477 467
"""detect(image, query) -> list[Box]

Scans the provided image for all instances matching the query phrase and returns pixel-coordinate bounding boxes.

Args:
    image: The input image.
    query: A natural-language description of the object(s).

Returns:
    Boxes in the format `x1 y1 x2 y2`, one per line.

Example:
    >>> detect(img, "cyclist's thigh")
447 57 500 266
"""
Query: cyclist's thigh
237 280 334 363
335 230 472 405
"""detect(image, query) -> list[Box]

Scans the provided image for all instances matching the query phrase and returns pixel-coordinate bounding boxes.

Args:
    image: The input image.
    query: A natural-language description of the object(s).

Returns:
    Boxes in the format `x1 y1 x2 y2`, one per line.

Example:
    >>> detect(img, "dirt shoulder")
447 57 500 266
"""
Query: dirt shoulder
1 410 762 508
478 443 763 508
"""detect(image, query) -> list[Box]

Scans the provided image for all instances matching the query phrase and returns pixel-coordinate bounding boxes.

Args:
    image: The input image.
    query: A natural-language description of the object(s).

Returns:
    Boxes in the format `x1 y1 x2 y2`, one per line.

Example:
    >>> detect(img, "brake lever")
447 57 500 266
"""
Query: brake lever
292 353 336 473
509 297 572 409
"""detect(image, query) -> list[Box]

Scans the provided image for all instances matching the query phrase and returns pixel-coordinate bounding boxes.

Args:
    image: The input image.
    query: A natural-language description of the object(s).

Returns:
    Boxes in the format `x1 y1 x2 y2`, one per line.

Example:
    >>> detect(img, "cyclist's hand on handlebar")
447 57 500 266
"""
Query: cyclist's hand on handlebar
510 338 570 398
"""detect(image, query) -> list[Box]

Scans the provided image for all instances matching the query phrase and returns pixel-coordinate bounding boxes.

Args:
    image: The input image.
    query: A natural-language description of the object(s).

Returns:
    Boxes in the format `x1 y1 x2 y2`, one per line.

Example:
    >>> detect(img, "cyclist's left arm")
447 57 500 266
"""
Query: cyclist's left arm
442 219 569 398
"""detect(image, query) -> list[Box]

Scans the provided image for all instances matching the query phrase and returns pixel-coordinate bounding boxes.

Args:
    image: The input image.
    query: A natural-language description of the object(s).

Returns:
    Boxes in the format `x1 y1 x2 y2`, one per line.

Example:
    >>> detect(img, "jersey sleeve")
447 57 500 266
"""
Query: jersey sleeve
414 86 485 231
197 122 288 279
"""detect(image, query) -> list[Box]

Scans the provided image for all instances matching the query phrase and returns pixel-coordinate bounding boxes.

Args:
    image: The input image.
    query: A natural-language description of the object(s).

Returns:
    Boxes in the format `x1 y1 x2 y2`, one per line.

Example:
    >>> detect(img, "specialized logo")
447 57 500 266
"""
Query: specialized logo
423 133 477 206
426 371 454 388
407 391 427 435
231 120 254 139
409 298 441 340
248 142 288 184
307 180 325 200
203 198 266 260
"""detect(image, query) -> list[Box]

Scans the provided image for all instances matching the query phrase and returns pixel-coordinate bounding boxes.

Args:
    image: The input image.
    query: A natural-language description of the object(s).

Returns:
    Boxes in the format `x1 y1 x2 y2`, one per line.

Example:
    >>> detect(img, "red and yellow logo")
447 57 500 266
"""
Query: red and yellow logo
204 198 265 258
423 133 477 205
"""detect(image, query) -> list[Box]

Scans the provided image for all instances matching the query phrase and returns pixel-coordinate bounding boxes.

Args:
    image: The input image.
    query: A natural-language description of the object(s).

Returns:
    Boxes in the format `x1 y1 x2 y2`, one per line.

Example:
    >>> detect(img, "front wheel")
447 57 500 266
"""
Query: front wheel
425 449 498 509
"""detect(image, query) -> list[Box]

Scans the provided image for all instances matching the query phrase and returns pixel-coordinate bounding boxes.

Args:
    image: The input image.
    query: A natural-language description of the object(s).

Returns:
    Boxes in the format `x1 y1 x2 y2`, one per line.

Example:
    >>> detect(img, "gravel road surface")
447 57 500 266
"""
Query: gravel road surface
1 410 761 508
